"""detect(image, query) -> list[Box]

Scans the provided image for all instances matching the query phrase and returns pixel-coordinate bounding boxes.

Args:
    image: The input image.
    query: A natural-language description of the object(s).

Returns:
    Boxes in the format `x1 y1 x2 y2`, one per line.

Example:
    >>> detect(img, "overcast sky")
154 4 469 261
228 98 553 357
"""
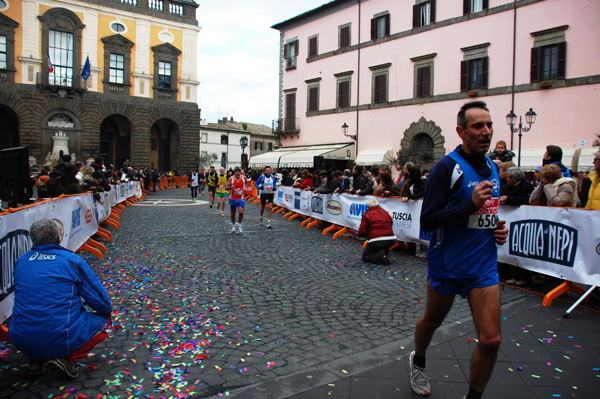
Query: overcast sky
196 0 327 127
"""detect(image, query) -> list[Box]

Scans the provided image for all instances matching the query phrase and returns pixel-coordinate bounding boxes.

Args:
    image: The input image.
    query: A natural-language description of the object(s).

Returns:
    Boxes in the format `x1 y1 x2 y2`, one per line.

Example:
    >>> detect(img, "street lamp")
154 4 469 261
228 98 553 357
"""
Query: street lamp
341 122 357 141
239 136 248 169
506 108 537 167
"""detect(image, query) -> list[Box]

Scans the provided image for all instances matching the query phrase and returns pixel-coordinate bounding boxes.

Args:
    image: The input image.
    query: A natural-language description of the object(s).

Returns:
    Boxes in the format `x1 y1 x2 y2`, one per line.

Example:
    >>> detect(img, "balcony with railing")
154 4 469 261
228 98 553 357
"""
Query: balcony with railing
155 87 178 101
0 69 16 84
109 0 198 22
272 117 300 139
36 72 87 97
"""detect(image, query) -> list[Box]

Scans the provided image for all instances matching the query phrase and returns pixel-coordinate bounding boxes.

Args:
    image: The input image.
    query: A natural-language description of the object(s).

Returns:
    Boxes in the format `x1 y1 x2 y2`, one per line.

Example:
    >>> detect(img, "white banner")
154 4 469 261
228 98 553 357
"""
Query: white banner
0 193 97 322
0 182 140 322
275 187 600 286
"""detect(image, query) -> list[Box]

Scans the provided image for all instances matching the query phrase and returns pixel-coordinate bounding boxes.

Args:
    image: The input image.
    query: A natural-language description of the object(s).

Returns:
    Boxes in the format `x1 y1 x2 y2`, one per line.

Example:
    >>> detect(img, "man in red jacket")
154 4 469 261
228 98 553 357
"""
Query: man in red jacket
358 198 396 265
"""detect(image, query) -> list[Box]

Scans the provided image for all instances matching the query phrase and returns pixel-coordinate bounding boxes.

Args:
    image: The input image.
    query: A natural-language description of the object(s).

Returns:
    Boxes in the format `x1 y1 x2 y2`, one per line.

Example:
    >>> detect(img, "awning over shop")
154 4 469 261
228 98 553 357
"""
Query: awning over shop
249 143 353 169
355 148 393 166
513 147 597 172
247 148 307 168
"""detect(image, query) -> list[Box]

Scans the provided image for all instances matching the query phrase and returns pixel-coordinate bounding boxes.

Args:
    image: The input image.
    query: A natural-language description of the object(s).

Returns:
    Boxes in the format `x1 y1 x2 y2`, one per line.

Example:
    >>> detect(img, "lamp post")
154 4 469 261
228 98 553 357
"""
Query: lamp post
239 136 248 169
506 108 537 167
341 122 357 141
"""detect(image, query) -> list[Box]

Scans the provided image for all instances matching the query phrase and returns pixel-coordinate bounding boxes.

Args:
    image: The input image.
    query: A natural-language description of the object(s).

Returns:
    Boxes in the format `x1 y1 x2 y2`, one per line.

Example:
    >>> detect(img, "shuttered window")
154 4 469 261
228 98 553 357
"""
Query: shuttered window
339 25 351 48
308 85 319 112
373 73 387 104
463 0 488 15
460 57 488 91
338 80 350 108
308 36 318 57
370 14 390 40
413 1 436 28
531 42 566 82
416 66 431 98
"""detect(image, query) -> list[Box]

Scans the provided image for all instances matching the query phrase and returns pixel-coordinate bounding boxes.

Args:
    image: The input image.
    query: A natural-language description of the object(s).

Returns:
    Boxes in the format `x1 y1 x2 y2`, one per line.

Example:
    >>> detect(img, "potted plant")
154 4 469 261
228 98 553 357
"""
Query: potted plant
468 90 478 97
540 81 552 88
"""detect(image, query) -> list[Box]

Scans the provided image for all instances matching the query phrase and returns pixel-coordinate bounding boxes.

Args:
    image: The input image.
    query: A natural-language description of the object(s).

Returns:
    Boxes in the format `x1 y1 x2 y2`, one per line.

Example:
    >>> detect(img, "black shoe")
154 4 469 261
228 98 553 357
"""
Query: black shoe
378 250 390 265
29 359 46 376
48 358 79 379
210 204 213 208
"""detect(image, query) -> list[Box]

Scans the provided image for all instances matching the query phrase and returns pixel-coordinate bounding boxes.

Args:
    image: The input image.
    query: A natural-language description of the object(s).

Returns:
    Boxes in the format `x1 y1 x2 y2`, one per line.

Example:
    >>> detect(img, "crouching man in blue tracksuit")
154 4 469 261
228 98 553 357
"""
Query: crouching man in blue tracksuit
9 219 112 378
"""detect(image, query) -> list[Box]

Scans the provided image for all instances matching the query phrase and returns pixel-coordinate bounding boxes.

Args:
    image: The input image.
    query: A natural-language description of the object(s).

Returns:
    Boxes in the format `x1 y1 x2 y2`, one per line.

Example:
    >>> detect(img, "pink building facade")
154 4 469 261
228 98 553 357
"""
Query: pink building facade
272 0 600 171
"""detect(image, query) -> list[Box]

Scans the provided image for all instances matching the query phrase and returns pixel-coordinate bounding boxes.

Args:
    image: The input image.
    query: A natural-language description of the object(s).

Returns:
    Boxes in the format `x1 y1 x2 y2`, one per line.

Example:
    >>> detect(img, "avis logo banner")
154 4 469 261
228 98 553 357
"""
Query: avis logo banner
509 220 578 267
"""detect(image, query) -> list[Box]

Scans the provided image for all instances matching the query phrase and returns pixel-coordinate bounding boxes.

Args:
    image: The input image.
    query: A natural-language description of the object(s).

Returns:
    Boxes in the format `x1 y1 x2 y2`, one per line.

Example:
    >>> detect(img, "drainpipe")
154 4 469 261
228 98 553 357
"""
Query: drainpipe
355 0 362 158
510 0 517 151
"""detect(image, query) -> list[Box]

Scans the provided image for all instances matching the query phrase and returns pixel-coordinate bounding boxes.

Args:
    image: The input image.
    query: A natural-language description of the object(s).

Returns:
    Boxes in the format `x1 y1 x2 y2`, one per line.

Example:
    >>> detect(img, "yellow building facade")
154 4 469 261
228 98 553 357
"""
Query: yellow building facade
0 0 201 172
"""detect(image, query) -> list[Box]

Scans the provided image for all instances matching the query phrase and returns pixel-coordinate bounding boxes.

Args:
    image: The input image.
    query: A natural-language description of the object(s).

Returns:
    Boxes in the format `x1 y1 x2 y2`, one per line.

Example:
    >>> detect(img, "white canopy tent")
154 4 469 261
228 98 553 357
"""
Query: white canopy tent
514 147 597 172
249 143 353 169
355 148 394 166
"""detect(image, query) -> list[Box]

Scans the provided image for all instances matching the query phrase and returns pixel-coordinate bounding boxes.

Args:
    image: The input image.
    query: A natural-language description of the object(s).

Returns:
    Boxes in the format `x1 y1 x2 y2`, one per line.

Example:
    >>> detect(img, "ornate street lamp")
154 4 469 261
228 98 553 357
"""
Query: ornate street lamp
506 108 537 166
341 122 356 141
239 136 248 168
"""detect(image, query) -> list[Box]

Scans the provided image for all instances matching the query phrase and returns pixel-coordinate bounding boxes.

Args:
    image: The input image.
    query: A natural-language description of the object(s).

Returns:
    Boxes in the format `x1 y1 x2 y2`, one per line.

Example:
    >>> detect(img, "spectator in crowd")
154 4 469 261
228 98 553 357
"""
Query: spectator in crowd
62 154 72 164
498 166 534 286
577 171 591 207
542 144 572 177
374 171 402 197
313 170 329 193
497 161 515 192
56 164 82 196
336 169 352 193
400 165 426 201
585 153 600 210
499 167 534 206
395 162 414 188
280 169 294 186
315 170 342 194
75 162 84 185
151 169 159 192
533 165 543 187
349 165 374 195
488 140 515 163
36 167 51 198
81 165 105 204
8 219 112 378
530 164 578 207
293 169 313 191
358 198 396 265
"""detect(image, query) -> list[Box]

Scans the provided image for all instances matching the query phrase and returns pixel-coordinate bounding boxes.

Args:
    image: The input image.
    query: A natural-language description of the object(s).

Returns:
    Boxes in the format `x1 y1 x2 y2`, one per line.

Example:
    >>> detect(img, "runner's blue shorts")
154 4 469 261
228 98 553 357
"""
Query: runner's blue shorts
429 272 499 299
229 198 245 211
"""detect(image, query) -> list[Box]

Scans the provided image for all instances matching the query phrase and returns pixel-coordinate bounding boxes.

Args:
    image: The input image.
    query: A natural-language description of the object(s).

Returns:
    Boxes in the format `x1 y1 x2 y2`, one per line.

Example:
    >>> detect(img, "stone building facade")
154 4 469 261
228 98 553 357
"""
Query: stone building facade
0 0 201 172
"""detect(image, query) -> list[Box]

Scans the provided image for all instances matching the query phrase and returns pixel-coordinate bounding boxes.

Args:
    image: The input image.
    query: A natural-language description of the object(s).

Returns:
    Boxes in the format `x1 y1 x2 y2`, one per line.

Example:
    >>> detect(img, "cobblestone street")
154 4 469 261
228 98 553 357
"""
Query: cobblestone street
1 188 533 398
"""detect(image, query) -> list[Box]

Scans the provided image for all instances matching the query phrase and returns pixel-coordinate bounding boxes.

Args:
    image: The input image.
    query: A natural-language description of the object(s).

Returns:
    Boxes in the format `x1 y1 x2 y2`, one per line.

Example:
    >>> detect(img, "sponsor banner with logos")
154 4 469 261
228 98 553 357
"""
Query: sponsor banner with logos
497 206 600 286
0 182 140 322
274 187 600 286
275 187 426 243
0 193 97 322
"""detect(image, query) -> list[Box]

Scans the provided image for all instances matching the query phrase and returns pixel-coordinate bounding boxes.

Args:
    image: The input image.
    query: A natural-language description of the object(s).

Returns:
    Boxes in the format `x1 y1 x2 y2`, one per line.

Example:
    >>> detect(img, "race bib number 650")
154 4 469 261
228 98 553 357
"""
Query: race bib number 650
468 198 499 229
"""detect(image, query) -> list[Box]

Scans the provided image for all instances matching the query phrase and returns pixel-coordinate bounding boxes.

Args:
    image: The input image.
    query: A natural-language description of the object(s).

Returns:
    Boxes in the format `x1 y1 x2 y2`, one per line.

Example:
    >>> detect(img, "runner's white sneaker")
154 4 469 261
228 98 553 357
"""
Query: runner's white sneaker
231 225 236 233
259 217 263 224
267 221 271 228
237 224 243 234
409 351 430 396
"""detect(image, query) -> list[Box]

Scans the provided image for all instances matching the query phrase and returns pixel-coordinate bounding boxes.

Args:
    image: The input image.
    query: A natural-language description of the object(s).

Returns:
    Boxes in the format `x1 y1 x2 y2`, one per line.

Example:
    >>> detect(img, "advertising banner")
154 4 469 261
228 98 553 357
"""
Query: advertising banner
275 186 600 286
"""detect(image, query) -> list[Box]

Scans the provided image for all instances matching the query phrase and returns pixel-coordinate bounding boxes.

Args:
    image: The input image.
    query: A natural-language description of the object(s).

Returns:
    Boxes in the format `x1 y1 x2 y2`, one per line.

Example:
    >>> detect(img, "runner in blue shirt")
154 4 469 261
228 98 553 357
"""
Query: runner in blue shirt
409 101 509 399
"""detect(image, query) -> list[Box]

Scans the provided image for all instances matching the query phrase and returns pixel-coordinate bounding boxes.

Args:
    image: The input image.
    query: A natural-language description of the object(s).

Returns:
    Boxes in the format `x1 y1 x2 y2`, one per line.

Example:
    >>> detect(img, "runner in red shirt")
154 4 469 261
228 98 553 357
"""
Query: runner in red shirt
225 167 248 233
